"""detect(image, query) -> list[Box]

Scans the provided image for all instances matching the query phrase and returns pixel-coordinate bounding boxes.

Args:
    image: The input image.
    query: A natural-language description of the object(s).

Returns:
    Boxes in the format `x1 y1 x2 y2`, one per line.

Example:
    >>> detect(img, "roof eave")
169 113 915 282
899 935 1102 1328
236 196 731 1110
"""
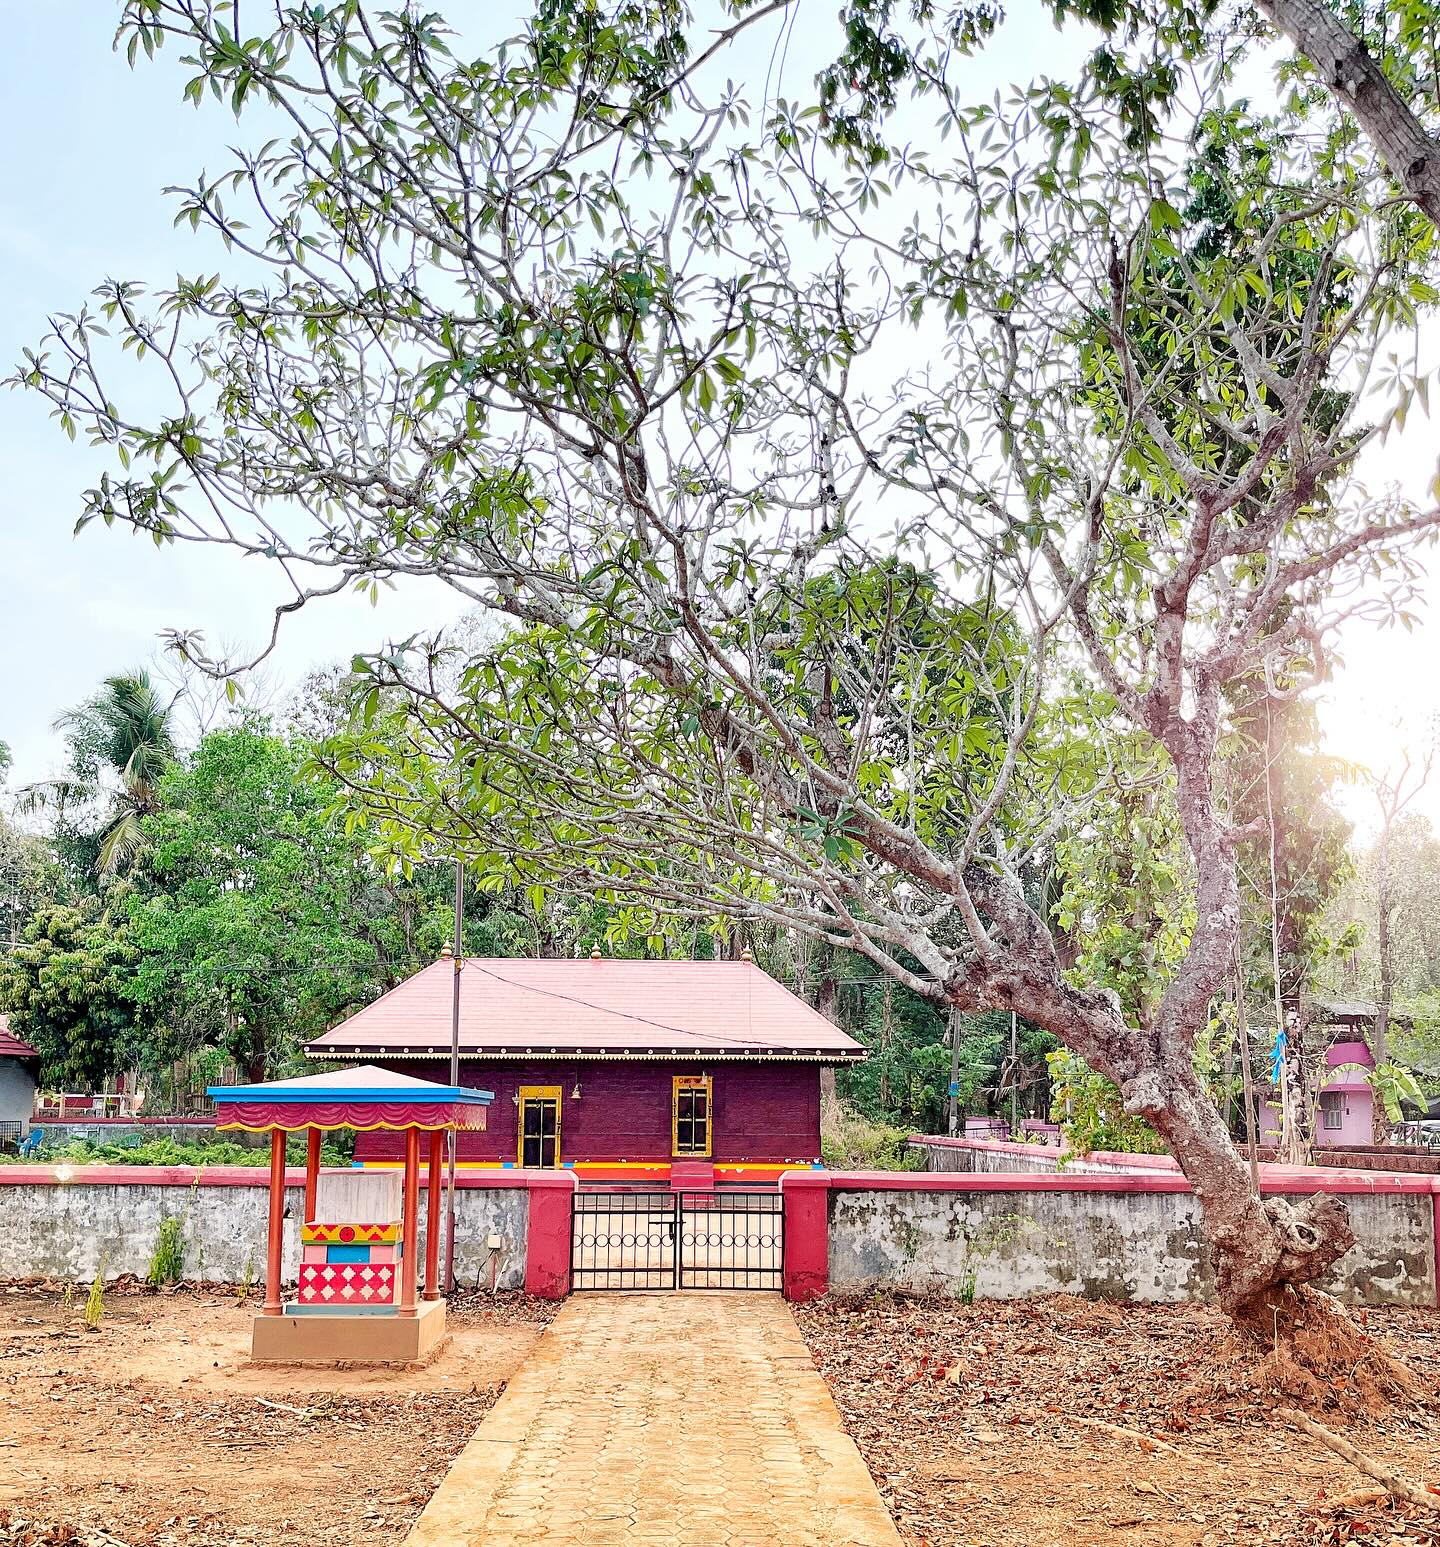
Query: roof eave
305 1045 865 1064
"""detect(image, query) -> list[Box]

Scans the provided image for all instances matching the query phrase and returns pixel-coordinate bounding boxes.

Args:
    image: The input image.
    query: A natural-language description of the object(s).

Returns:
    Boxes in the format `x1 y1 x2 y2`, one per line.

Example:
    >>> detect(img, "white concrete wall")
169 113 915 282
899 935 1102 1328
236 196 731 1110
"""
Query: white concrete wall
0 1180 530 1290
826 1186 1437 1306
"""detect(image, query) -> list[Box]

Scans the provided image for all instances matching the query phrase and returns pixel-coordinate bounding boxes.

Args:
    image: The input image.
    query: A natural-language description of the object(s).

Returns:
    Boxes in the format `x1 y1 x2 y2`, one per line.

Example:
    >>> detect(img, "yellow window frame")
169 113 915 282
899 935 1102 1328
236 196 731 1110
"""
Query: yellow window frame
672 1074 712 1158
517 1085 562 1167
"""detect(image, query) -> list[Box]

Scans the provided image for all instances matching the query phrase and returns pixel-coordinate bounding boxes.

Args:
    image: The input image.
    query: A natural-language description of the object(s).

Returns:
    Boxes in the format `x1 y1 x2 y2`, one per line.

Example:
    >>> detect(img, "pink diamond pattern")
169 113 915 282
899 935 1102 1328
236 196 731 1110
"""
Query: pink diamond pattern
297 1262 396 1305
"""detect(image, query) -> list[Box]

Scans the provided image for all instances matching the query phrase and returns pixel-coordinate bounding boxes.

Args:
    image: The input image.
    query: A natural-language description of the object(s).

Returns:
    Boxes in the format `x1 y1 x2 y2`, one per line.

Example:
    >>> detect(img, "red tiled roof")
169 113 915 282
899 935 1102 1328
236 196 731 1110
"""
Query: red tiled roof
0 1014 40 1061
306 958 865 1063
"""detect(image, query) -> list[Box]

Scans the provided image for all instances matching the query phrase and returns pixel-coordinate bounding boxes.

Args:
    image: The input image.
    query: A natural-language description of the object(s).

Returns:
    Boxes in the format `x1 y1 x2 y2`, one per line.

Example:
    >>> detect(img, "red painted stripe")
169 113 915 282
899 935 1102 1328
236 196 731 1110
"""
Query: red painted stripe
1433 1189 1440 1310
0 1165 580 1190
788 1168 1440 1197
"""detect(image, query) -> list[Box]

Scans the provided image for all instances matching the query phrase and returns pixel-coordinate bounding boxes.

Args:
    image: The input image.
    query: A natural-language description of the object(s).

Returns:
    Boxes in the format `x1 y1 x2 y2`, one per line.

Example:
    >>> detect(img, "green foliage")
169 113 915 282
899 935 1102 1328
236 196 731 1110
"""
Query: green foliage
830 975 1053 1132
1228 668 1354 1015
820 1102 926 1171
1331 1060 1427 1124
147 1214 185 1287
1046 1048 1166 1155
1053 738 1193 1026
0 1133 350 1167
327 567 1042 931
8 0 1440 1331
24 670 179 884
0 810 64 947
0 899 152 1085
1393 990 1440 1095
130 725 409 1078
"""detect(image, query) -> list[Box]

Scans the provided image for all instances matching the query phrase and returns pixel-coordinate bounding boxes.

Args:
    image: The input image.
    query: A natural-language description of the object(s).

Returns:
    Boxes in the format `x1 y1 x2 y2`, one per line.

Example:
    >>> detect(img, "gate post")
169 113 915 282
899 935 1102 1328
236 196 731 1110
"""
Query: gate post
779 1171 830 1302
525 1172 578 1299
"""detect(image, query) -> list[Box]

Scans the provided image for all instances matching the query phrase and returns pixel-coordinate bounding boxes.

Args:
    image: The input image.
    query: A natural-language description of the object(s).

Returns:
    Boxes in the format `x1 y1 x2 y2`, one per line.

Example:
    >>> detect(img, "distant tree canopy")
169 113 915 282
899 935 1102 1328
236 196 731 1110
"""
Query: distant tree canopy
0 899 151 1087
128 725 386 1080
17 671 179 885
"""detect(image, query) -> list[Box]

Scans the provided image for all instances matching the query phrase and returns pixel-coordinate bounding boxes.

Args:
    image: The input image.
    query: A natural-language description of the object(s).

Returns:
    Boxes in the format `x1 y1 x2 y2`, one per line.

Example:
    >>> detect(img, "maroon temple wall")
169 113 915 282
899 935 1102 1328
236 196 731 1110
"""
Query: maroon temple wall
353 1060 823 1166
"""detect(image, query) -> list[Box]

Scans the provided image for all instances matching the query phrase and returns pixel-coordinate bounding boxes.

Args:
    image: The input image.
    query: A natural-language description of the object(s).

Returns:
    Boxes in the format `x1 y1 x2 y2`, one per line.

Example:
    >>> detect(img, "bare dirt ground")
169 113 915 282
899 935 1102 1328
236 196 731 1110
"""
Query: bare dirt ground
795 1293 1440 1547
0 1282 554 1547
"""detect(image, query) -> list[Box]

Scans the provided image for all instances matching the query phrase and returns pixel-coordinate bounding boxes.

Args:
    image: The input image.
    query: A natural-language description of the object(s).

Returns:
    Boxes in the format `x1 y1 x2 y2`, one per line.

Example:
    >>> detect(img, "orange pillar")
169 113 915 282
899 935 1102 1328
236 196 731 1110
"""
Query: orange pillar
263 1128 286 1316
424 1130 444 1300
303 1126 321 1225
400 1126 421 1316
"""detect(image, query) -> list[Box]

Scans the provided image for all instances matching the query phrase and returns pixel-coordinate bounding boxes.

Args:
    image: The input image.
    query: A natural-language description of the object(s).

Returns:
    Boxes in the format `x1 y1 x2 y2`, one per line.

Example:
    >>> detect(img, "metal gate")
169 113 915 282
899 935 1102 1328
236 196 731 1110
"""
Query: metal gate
571 1190 783 1291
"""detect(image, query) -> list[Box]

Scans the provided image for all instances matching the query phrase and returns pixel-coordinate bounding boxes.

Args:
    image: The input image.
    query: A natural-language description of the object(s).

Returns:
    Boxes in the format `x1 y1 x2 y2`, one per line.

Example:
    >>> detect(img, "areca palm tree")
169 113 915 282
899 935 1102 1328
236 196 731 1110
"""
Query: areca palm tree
21 671 179 879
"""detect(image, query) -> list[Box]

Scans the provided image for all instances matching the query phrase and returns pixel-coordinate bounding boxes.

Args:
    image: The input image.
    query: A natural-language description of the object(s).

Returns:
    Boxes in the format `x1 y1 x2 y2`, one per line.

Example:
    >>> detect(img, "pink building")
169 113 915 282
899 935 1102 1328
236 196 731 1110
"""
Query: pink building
1262 1034 1374 1148
1313 1038 1375 1146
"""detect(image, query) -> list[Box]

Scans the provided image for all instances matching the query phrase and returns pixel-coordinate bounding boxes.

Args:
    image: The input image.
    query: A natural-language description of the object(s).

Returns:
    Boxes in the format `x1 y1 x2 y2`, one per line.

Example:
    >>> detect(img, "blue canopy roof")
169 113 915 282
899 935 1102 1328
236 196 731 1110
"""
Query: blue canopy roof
209 1064 493 1105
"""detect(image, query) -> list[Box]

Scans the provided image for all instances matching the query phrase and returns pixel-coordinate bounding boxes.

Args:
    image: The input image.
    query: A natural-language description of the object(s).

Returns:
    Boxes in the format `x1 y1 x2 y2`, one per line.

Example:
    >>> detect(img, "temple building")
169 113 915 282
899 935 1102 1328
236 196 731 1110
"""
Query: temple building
306 955 864 1186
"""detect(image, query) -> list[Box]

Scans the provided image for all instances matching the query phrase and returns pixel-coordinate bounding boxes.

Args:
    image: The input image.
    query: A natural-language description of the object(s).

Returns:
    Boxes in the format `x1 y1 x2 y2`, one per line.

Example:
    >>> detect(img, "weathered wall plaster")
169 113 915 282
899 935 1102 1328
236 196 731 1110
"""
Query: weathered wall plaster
826 1185 1437 1306
0 1176 529 1290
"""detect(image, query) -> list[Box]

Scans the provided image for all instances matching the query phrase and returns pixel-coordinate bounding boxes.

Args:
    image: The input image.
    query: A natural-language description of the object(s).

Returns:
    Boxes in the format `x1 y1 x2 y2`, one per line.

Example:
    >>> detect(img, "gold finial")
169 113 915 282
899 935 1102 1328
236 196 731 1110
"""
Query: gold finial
590 944 602 960
440 943 453 959
741 947 753 963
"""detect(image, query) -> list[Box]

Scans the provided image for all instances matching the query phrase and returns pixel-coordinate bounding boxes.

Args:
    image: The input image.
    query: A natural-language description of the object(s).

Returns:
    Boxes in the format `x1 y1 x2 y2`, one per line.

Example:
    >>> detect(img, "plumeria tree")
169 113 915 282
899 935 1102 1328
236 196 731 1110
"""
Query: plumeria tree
16 3 1440 1364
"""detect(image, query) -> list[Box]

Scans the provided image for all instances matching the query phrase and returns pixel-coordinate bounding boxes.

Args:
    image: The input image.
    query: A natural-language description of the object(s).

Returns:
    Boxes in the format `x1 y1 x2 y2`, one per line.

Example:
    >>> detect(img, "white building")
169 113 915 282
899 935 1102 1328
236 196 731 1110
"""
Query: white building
0 1015 40 1141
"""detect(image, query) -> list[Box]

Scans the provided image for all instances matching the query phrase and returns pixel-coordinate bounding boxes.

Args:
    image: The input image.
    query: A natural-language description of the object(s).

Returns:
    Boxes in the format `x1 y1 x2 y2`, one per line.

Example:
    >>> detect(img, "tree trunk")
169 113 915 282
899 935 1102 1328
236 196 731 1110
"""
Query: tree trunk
1234 959 1261 1196
815 971 839 1025
813 948 841 1106
1090 738 1356 1331
1374 820 1394 1141
1263 699 1314 1167
244 1027 267 1084
1253 0 1440 233
1278 1011 1316 1167
946 1005 963 1135
1133 1057 1355 1325
1221 1012 1236 1136
877 981 893 1112
948 946 1357 1333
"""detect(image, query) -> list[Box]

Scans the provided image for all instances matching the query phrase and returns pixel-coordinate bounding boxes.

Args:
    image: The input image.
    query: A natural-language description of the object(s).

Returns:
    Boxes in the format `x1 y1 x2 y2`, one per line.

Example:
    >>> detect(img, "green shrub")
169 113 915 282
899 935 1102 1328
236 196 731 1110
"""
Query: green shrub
148 1215 186 1286
0 1133 351 1168
1046 1048 1166 1156
83 1268 105 1330
820 1100 926 1171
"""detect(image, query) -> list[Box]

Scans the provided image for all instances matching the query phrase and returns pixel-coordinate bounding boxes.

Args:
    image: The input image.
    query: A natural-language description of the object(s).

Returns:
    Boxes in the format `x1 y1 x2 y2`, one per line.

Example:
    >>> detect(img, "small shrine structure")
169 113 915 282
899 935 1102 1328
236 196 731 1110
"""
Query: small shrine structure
208 1065 492 1364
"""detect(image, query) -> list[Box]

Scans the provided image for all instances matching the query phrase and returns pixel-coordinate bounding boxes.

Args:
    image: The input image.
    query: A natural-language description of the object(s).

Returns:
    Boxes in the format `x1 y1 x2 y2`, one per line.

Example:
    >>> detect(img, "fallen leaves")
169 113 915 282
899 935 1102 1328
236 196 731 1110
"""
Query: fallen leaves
794 1292 1440 1547
0 1287 550 1547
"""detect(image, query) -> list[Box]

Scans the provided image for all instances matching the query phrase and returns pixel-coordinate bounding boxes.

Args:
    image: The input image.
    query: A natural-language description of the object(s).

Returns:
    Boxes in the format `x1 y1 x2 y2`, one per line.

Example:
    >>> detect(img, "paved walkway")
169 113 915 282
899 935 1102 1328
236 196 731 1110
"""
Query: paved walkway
405 1293 904 1547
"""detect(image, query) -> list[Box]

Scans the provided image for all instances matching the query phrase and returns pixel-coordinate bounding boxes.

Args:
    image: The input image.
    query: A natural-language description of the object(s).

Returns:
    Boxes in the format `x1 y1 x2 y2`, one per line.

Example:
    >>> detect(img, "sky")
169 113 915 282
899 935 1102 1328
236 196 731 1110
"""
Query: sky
1 2 1438 835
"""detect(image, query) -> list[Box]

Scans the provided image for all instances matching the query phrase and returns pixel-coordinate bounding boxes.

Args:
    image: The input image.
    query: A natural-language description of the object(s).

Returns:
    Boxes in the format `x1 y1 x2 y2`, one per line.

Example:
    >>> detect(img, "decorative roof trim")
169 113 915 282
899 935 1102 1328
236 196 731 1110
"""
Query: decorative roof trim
307 1047 864 1064
210 1082 493 1104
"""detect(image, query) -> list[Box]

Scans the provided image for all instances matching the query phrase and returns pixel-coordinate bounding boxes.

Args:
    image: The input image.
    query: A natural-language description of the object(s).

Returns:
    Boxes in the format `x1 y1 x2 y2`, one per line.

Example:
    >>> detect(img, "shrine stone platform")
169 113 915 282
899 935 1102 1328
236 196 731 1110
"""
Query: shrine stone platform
250 1298 448 1365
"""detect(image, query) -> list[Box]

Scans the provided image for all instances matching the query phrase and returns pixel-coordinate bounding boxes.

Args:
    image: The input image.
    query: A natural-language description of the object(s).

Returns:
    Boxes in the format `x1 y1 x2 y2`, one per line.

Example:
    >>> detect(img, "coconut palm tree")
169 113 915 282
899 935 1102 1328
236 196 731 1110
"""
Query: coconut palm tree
21 671 179 879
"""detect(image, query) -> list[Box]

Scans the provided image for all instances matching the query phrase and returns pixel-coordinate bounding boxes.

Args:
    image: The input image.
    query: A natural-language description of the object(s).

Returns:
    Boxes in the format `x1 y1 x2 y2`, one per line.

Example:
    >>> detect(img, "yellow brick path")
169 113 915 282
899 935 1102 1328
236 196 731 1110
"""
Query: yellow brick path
405 1293 904 1547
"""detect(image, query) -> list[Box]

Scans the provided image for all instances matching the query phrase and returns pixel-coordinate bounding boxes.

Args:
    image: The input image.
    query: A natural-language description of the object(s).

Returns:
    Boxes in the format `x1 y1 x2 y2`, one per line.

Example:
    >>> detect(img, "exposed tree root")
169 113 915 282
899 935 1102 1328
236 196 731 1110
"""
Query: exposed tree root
1068 1415 1189 1457
1276 1406 1440 1512
1232 1283 1417 1414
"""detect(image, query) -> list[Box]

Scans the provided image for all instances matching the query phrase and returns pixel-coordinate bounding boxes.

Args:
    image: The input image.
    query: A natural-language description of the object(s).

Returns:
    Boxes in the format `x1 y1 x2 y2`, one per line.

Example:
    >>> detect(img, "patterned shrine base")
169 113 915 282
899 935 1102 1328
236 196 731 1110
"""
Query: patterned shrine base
297 1260 397 1306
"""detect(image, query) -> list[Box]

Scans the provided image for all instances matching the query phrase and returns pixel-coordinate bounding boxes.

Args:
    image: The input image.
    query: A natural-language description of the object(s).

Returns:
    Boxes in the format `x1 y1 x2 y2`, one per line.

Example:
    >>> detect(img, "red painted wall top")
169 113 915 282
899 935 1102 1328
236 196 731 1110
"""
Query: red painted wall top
355 1059 822 1167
